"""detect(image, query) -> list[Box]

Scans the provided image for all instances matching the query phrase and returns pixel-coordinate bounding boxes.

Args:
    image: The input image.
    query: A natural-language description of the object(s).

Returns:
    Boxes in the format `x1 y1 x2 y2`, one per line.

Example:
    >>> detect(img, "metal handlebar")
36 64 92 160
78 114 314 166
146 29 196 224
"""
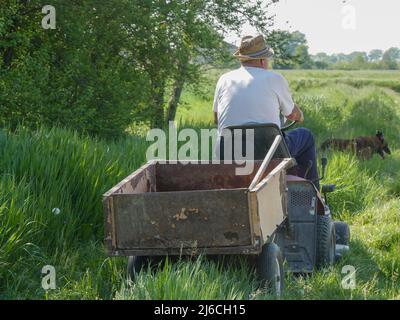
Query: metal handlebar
249 135 282 190
281 120 297 132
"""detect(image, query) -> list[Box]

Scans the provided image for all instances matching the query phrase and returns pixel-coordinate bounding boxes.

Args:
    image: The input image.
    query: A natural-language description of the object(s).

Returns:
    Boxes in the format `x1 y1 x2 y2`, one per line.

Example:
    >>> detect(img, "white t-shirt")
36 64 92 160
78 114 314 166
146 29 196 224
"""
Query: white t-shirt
213 66 295 135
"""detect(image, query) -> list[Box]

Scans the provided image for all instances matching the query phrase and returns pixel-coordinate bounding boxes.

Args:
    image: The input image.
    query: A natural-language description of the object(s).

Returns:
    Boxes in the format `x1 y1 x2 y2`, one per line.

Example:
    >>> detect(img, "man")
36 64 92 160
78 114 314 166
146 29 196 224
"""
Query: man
213 34 319 188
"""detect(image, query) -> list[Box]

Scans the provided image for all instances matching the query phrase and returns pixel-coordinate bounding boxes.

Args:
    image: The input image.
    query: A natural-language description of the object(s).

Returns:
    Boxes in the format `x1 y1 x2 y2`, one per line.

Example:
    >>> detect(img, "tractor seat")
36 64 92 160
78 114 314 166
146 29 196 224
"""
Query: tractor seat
219 123 292 161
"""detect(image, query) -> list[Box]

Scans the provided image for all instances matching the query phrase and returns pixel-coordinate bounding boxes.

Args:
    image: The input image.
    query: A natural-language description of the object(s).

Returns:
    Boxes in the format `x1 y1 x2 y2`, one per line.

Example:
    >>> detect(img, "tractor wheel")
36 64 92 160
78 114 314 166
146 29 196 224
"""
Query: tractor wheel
316 215 336 268
334 221 350 245
127 256 149 281
334 221 350 261
127 255 167 281
256 242 284 297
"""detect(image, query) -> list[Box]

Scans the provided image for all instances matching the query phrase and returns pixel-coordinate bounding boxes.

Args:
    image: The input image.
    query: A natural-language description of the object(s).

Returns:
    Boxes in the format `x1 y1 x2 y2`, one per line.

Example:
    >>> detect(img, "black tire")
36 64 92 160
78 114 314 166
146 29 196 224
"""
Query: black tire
127 256 149 281
316 215 336 268
256 243 284 296
127 255 168 281
127 256 161 281
334 221 350 245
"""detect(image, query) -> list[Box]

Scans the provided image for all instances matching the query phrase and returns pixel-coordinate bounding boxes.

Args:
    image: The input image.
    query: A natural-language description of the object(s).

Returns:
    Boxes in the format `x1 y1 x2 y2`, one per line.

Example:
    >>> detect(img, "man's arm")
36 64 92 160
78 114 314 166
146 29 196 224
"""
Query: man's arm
286 104 304 123
276 74 304 123
213 77 222 126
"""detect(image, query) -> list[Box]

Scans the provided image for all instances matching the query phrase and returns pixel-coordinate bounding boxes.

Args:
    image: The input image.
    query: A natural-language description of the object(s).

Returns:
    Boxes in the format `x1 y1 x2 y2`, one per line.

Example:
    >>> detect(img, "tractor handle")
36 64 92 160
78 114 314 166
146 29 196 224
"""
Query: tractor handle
281 120 297 132
249 135 282 190
320 156 327 180
313 155 328 186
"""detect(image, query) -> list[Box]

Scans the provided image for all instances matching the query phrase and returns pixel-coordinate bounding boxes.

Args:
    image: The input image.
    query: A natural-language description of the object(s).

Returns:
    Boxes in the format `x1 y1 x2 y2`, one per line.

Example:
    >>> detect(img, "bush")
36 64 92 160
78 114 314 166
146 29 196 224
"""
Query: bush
0 1 148 138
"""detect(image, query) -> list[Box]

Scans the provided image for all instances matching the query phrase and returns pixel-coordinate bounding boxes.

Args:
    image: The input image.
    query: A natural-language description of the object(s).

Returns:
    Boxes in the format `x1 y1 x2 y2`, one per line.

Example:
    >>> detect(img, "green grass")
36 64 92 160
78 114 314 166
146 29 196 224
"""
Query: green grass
1 70 400 299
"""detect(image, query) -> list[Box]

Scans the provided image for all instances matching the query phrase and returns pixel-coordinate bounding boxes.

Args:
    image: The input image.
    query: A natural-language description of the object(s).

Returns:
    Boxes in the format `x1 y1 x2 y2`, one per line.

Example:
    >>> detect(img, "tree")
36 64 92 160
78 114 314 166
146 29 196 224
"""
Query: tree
0 0 149 136
314 61 329 69
109 0 278 128
267 30 308 69
381 47 400 70
368 49 383 62
348 51 368 61
351 54 367 69
310 49 400 70
294 44 313 69
313 52 329 62
382 47 400 61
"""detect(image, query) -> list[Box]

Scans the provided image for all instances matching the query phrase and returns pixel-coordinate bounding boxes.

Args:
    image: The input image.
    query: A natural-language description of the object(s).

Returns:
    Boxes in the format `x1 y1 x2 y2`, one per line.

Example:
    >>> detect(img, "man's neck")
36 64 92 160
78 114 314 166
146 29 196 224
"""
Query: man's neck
241 60 268 70
241 63 263 69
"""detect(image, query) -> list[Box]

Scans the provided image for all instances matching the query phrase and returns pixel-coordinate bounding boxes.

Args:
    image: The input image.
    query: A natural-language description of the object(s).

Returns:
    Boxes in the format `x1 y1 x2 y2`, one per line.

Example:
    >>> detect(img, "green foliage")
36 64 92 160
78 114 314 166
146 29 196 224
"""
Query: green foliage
0 125 149 291
368 50 383 62
0 0 148 137
0 0 278 134
382 47 400 62
117 256 258 300
268 30 311 69
294 44 313 69
312 48 400 71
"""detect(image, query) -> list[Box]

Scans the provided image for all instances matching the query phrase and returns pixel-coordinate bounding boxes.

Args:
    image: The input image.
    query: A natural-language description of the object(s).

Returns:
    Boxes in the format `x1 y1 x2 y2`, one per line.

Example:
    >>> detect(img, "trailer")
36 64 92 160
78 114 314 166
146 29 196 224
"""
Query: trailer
103 123 350 295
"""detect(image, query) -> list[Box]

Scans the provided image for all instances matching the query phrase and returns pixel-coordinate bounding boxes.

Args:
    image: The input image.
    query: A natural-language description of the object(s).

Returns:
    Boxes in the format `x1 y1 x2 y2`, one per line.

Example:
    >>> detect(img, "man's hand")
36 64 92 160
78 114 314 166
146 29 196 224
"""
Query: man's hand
298 109 304 123
287 104 304 123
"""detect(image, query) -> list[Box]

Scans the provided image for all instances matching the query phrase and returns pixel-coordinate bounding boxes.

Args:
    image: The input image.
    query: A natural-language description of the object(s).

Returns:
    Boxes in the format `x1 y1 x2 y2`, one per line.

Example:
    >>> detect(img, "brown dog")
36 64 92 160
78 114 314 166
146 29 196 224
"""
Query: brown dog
320 131 391 160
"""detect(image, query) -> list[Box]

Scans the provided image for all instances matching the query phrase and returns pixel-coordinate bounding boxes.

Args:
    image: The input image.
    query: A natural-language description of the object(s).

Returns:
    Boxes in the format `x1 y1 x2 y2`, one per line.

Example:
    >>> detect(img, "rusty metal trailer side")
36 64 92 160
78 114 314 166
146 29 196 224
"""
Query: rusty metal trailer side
106 189 261 256
103 159 293 257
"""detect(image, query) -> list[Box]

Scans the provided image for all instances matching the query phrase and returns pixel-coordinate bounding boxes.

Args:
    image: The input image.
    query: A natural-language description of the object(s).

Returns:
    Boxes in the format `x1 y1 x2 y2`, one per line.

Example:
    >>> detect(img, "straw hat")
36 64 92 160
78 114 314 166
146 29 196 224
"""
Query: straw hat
233 35 274 62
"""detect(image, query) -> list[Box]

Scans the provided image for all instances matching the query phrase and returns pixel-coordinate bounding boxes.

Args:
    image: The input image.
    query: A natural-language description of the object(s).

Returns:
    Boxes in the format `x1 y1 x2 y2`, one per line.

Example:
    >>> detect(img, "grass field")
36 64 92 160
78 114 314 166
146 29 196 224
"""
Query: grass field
1 70 399 299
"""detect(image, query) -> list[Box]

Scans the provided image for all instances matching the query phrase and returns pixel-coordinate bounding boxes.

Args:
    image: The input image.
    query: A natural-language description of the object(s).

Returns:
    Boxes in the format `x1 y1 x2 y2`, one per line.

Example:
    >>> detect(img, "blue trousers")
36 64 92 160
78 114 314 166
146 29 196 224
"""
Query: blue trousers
284 128 319 190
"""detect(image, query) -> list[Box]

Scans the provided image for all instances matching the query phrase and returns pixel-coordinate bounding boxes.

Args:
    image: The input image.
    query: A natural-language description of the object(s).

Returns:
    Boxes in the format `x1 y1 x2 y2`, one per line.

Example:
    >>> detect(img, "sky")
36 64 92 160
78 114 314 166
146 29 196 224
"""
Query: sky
225 0 400 55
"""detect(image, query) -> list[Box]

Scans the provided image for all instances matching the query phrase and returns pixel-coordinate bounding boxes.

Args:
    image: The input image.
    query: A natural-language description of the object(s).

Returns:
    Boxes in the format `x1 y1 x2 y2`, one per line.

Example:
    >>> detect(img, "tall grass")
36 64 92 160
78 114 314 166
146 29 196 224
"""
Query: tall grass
1 70 399 299
117 256 259 300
